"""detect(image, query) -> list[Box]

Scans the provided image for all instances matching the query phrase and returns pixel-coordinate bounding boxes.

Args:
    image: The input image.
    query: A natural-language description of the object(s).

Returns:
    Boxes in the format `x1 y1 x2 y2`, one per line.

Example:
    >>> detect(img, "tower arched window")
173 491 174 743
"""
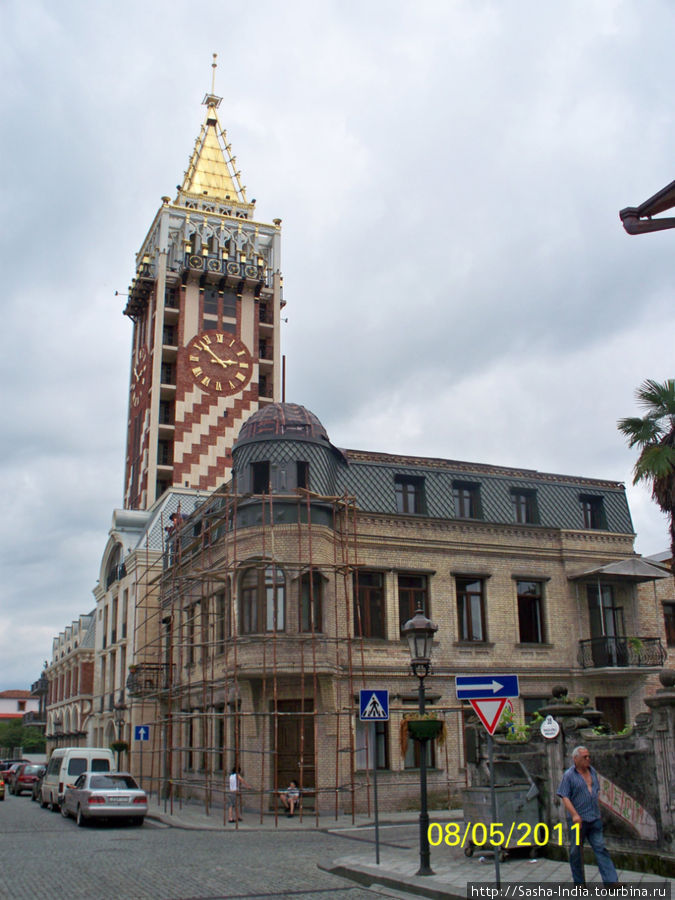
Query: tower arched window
239 565 285 634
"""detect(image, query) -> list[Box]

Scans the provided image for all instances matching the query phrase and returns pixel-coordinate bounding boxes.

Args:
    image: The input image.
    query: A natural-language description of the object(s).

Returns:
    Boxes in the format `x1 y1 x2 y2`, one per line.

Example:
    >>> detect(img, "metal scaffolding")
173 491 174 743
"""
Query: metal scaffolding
124 486 464 825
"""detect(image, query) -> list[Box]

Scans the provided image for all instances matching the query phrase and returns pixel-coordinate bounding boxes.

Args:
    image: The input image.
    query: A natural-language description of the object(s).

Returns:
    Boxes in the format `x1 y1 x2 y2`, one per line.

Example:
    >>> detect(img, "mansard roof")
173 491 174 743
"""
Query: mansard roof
338 448 633 534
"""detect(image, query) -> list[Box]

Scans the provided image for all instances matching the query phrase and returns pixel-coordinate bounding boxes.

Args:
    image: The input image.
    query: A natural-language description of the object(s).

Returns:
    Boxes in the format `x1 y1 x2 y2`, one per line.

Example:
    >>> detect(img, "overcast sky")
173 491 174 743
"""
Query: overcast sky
2 0 674 691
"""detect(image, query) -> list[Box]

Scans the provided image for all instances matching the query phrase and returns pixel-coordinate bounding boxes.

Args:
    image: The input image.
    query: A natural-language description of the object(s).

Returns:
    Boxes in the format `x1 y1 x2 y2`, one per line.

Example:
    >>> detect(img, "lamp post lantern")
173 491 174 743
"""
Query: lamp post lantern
402 608 438 877
112 694 127 769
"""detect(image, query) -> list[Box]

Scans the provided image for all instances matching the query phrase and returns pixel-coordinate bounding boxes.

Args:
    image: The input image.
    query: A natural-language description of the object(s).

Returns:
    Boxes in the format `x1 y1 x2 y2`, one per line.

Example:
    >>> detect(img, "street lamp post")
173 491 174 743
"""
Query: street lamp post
402 608 439 877
112 694 127 769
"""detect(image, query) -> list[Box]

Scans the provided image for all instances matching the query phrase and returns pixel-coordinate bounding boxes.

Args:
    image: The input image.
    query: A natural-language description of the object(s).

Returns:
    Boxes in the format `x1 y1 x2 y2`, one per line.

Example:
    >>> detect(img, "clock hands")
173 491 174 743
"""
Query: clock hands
198 341 241 369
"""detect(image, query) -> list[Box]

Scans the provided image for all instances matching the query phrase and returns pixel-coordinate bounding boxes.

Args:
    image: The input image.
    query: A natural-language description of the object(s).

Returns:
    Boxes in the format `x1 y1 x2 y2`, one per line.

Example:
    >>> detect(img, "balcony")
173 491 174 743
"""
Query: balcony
106 563 127 590
126 663 174 697
22 710 46 728
31 675 48 696
578 636 666 669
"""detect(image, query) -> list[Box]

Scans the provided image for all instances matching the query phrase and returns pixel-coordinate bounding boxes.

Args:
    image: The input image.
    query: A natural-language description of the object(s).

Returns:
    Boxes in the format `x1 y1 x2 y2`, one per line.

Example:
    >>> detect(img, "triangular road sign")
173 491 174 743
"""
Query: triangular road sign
469 698 508 735
363 693 387 719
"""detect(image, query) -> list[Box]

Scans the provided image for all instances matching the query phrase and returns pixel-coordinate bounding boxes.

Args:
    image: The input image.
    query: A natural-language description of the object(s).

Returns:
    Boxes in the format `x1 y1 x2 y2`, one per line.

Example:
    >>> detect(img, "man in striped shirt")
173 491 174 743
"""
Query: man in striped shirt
557 746 618 886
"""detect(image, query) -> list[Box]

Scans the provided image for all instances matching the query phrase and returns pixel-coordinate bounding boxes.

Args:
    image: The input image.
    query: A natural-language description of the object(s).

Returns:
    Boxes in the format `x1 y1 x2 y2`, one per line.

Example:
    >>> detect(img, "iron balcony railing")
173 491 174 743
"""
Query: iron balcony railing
126 663 174 698
22 710 46 727
578 636 666 669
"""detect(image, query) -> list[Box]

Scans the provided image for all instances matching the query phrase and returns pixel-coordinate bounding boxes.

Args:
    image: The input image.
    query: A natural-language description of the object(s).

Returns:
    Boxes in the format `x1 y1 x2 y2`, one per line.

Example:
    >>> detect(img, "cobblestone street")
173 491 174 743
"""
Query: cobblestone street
0 793 411 900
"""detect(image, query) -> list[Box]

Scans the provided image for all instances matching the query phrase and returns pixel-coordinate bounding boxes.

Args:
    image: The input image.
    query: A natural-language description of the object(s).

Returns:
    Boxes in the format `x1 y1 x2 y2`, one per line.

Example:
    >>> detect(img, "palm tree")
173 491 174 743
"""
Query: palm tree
618 378 675 572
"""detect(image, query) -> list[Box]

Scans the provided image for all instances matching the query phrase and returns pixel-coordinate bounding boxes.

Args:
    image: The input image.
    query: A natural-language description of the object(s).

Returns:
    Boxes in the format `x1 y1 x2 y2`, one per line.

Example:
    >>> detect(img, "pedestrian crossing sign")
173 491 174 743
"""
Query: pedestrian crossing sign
359 689 389 721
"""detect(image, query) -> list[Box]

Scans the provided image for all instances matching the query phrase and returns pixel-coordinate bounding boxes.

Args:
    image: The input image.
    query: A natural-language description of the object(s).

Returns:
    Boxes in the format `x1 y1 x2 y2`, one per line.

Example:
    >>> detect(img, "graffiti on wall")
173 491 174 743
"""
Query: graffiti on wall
598 773 658 841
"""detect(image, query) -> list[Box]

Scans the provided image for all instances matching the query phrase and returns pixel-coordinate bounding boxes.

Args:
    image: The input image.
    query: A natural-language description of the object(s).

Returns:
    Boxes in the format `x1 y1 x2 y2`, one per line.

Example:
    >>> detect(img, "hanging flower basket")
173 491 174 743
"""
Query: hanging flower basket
399 714 446 757
110 740 129 755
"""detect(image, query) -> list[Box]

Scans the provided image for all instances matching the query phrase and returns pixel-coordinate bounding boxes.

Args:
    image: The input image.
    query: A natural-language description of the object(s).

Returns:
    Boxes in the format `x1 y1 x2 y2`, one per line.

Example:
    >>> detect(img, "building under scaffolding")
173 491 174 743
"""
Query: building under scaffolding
67 400 666 827
125 404 467 823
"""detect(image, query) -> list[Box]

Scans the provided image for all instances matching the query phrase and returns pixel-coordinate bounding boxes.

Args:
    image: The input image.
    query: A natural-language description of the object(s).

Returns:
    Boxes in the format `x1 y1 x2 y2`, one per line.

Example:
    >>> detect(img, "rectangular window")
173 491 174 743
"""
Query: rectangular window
203 287 219 318
353 571 386 638
355 719 389 770
511 490 538 524
453 482 481 519
185 714 194 771
395 475 425 514
200 600 209 664
240 566 285 634
121 590 128 639
398 574 428 632
517 580 544 643
580 495 606 529
300 571 323 632
296 461 309 490
251 461 270 494
222 290 237 320
186 604 196 666
215 590 229 651
587 584 624 637
160 363 175 385
215 704 225 771
456 577 486 641
259 374 272 397
165 287 179 308
664 603 675 647
159 400 174 425
158 440 173 466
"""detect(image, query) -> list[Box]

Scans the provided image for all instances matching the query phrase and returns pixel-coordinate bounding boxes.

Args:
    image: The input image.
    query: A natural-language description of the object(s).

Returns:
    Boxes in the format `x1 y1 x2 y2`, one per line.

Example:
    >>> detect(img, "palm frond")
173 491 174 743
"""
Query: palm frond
633 444 675 485
635 378 675 417
617 415 663 448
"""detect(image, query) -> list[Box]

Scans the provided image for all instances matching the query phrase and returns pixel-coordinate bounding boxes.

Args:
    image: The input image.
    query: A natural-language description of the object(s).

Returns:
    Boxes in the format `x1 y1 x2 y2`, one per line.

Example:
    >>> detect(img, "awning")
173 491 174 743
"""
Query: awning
569 557 671 584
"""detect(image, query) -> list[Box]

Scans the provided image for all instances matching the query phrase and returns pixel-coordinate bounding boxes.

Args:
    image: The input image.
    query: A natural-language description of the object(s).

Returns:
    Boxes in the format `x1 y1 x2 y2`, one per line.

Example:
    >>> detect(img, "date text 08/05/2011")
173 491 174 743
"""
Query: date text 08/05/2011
428 822 580 849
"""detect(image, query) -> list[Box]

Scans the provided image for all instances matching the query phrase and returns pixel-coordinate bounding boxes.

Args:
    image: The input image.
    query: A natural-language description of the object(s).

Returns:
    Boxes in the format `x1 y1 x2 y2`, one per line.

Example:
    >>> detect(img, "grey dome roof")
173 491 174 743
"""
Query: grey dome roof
235 403 330 447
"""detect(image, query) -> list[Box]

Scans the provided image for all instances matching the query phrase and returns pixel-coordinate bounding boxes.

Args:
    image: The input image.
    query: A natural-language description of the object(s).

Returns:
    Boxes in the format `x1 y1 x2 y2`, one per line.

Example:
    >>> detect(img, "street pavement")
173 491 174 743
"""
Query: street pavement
146 799 675 900
3 789 674 900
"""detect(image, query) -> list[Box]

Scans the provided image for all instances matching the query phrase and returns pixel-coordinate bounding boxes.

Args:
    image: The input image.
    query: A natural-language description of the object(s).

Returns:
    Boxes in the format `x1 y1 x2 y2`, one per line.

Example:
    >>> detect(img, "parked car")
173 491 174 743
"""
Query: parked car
0 776 5 801
0 760 30 782
10 763 44 796
41 747 115 811
2 763 24 790
61 772 147 827
31 767 47 801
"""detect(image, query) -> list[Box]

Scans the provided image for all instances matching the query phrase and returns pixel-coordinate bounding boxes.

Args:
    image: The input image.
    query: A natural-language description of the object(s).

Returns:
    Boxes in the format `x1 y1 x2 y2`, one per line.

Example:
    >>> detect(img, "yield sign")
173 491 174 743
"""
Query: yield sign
468 698 508 735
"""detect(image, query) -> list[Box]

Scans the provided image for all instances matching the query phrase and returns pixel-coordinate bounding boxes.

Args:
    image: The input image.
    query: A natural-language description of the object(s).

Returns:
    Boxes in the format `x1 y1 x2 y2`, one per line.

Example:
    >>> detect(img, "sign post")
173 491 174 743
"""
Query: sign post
134 724 150 786
359 690 389 865
455 676 520 888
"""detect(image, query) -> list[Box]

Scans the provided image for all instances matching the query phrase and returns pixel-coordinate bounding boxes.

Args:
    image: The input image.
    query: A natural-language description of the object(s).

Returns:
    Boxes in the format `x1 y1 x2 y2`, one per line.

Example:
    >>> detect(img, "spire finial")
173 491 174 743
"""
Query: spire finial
211 53 217 95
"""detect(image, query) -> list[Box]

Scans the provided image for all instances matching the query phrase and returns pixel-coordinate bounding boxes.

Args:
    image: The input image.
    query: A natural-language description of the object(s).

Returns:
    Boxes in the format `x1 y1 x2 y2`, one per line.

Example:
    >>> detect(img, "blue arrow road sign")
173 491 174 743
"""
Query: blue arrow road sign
359 689 389 721
455 675 519 700
134 725 150 742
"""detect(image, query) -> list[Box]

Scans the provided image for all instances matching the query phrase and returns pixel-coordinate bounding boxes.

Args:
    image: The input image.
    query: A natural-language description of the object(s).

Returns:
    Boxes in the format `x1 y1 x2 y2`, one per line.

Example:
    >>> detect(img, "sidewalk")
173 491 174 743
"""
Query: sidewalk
145 800 675 899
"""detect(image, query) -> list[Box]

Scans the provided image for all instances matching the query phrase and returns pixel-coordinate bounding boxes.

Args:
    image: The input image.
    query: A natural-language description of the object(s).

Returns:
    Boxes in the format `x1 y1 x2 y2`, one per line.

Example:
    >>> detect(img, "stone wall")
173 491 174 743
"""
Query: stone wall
466 673 675 871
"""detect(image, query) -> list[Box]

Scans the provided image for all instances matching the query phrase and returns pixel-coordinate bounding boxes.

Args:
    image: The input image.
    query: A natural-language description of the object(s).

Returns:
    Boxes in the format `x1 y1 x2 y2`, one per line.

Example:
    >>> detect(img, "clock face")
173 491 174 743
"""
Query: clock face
186 330 254 396
131 347 148 407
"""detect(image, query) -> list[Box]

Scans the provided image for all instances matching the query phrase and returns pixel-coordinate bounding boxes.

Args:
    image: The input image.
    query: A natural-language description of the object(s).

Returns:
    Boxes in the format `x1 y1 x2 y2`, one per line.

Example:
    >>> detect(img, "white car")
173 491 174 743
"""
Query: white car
61 772 148 827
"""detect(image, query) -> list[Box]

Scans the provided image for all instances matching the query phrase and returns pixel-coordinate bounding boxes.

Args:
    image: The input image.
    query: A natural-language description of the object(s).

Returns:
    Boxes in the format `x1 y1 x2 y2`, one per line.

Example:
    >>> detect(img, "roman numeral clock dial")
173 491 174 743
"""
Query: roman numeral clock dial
131 347 148 407
186 330 254 396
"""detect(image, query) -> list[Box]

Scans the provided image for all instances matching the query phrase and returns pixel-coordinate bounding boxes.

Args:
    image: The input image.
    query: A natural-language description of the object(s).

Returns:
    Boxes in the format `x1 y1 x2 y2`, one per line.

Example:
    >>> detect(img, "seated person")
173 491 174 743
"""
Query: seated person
280 780 300 817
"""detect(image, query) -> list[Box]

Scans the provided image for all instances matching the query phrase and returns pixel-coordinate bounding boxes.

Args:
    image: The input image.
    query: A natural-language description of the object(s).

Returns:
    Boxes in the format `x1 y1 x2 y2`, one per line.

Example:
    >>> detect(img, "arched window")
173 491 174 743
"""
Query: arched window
240 566 285 634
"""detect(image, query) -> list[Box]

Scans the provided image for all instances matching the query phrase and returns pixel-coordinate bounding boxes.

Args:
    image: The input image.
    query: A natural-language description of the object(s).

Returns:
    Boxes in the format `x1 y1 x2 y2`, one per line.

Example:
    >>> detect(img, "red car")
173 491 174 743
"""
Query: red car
9 764 43 796
0 759 30 781
0 763 24 789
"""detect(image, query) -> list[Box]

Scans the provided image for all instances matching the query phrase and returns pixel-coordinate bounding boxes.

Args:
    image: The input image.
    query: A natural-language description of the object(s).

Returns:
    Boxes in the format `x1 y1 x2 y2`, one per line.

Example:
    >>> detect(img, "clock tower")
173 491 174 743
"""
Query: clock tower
122 75 283 510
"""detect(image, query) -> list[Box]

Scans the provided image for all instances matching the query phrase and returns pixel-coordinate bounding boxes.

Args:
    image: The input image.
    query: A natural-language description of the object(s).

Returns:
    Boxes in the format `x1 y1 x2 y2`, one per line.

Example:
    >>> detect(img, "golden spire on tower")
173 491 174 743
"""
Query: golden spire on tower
176 52 252 211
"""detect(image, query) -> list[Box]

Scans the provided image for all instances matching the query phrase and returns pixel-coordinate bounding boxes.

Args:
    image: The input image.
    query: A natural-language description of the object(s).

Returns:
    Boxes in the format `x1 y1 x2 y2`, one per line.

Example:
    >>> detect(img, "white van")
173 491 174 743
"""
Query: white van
40 747 116 810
